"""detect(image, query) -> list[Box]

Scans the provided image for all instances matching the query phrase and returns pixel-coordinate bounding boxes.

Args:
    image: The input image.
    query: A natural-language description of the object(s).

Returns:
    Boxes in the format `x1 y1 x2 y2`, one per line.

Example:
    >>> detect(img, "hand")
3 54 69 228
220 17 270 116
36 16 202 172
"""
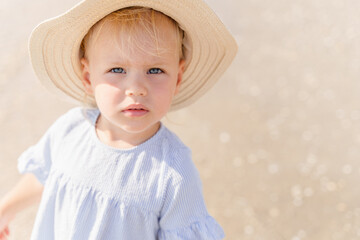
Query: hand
0 226 10 240
0 205 13 240
0 174 44 240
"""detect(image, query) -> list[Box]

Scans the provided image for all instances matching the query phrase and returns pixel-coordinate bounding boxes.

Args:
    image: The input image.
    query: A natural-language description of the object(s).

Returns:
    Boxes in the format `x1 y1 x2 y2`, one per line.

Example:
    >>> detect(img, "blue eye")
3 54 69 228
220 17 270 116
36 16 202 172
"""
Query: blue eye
148 68 163 74
111 68 125 73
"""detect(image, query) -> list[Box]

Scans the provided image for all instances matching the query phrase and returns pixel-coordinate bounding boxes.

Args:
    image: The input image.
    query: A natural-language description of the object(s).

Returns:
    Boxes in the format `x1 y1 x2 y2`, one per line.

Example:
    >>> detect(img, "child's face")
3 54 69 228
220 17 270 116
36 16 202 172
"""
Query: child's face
81 17 185 145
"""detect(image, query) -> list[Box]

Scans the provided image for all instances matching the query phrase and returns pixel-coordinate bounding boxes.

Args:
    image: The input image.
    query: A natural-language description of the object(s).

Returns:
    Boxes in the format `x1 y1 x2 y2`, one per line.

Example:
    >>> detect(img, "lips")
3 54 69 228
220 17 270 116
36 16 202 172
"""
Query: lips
122 104 149 117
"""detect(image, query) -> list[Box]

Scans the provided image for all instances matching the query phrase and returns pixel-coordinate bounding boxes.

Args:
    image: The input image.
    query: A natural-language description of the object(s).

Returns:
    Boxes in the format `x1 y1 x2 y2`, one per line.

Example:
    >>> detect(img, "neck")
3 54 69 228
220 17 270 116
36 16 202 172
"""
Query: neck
95 115 160 149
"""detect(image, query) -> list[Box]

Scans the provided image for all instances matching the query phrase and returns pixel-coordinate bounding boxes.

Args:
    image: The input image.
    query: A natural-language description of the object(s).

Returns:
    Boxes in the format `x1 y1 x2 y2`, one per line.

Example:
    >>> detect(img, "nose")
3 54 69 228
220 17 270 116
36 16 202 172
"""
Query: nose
125 74 147 97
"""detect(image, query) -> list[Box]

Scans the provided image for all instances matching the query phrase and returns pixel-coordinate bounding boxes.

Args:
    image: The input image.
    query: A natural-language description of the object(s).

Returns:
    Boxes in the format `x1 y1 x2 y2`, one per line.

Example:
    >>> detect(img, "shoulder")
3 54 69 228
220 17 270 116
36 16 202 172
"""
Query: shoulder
158 125 200 185
46 107 98 138
53 107 97 125
158 125 193 166
158 125 190 153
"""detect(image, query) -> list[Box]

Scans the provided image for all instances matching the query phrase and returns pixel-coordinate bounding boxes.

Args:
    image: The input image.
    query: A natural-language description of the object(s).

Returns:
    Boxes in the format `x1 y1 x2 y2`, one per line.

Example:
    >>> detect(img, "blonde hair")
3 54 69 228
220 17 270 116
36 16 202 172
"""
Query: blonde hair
80 7 185 61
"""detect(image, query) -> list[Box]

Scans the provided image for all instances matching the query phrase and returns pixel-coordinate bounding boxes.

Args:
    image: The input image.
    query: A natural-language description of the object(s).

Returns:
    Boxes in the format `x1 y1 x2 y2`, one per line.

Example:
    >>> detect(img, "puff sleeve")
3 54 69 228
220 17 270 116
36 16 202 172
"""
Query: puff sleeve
158 148 225 240
17 108 78 185
17 137 51 185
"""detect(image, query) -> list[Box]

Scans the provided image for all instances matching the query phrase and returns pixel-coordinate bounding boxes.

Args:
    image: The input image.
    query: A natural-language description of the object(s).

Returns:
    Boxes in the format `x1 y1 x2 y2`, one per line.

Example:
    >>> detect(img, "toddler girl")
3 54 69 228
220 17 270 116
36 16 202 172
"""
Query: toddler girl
0 0 237 239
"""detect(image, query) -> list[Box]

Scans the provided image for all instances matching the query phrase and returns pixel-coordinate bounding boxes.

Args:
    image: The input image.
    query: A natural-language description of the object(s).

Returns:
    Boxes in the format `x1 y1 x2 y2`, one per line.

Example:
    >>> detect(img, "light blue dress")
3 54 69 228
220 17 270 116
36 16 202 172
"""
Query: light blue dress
18 107 224 240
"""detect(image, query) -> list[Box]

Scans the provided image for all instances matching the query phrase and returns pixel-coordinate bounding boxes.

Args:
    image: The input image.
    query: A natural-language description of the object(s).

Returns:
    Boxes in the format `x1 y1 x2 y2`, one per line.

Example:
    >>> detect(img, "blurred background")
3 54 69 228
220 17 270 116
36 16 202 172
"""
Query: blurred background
1 0 360 239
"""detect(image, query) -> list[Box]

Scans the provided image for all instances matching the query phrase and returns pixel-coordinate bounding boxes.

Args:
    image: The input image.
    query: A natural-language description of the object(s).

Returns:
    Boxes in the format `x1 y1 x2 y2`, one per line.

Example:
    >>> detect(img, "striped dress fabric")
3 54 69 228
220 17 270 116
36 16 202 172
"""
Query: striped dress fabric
18 107 224 240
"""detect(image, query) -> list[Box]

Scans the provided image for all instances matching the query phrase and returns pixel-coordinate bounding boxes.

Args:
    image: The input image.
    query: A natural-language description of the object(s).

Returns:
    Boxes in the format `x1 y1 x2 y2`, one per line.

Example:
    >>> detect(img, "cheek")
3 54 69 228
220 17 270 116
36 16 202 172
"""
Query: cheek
93 84 124 109
153 78 178 96
151 83 177 111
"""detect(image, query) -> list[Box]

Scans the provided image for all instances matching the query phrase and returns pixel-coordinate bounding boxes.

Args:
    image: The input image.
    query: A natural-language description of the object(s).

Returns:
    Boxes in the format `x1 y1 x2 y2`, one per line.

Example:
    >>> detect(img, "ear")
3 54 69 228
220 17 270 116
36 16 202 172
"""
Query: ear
174 59 186 95
80 58 93 94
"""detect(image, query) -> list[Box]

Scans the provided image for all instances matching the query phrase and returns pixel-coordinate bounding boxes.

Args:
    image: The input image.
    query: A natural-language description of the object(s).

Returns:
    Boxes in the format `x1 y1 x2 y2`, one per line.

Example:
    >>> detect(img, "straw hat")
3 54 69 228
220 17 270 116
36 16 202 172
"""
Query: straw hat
29 0 238 111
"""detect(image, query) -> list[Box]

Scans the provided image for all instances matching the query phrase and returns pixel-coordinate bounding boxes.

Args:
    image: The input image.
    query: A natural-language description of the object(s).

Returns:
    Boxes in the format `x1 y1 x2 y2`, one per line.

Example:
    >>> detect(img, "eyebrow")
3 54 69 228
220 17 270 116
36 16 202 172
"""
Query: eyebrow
106 58 170 67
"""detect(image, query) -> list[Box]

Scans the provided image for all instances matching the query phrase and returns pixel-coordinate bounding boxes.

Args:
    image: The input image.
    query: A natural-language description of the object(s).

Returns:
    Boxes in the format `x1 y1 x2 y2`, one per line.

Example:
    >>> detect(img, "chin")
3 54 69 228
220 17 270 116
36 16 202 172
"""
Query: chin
122 121 160 134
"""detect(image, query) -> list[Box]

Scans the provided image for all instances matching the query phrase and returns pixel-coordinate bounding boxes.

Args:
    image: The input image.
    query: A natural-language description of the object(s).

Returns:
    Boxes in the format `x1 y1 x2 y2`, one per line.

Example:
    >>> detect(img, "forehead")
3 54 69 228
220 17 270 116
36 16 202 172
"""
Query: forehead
86 10 180 60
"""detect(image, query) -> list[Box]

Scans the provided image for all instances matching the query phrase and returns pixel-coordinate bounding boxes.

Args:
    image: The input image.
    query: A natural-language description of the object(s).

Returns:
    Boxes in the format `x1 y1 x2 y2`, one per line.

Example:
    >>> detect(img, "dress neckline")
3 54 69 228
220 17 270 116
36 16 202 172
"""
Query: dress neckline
84 107 165 152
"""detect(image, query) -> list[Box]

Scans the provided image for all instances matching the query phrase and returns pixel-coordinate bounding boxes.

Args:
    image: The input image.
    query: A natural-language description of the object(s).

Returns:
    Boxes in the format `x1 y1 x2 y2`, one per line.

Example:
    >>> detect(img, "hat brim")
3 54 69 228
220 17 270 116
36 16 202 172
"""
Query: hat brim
29 0 238 111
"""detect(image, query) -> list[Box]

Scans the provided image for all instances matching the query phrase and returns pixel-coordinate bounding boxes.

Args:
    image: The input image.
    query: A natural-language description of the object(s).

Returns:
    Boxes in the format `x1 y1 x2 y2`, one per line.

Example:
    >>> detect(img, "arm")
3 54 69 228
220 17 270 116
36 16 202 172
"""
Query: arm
0 173 43 238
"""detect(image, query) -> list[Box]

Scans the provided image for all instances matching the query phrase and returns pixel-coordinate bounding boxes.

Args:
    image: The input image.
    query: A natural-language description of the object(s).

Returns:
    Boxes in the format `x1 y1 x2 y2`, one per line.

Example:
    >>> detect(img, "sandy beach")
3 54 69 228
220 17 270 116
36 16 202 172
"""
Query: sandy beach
1 0 360 239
